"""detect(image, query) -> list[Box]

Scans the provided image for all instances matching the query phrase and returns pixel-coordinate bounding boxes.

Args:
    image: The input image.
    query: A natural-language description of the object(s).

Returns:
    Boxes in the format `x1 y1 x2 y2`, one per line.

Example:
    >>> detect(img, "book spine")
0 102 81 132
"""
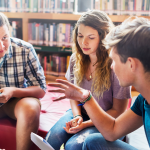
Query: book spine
53 23 56 46
48 24 51 46
35 23 39 45
43 23 46 45
62 23 66 46
38 24 42 45
50 24 53 46
43 0 45 13
46 25 49 46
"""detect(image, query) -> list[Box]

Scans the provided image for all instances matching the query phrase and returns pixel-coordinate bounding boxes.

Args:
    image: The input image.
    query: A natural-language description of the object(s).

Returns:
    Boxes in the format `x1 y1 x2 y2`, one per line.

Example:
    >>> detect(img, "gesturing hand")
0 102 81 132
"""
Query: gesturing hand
48 79 89 102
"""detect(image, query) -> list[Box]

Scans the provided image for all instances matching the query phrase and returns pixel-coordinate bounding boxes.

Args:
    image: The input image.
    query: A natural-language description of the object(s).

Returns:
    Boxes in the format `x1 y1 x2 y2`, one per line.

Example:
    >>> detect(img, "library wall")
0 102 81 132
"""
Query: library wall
1 0 150 82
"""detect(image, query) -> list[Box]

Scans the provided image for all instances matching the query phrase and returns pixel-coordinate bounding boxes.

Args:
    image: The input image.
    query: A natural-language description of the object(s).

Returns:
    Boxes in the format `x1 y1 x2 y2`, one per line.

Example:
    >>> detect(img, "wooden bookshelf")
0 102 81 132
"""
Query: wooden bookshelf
4 12 150 21
3 12 81 20
33 45 72 53
3 12 150 42
3 12 81 41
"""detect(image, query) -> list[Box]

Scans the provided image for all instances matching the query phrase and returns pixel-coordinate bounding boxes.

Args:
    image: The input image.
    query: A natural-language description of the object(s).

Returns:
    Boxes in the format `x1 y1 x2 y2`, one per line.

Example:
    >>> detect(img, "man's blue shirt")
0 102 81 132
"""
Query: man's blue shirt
131 94 150 146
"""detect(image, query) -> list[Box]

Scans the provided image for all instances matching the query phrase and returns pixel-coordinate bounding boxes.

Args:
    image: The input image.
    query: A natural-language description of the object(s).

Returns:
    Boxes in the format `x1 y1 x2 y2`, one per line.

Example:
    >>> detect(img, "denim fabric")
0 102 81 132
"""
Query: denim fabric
45 109 89 150
45 109 125 150
82 133 138 150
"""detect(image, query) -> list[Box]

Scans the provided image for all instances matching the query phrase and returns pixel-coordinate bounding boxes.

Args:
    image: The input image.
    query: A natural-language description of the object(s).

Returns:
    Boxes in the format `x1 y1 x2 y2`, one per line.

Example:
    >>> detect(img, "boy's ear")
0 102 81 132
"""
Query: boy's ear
128 57 136 72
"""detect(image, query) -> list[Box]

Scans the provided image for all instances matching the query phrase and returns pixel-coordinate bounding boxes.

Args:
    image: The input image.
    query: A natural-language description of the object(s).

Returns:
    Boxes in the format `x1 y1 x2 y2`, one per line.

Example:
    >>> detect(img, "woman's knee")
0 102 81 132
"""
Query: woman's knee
83 134 95 148
46 126 67 140
46 127 72 150
45 110 73 146
83 134 138 150
83 133 105 150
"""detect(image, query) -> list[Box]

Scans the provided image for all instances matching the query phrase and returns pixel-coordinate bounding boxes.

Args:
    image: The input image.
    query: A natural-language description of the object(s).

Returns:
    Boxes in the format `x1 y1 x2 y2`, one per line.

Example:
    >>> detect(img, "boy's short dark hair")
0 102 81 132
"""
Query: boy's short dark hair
105 17 150 72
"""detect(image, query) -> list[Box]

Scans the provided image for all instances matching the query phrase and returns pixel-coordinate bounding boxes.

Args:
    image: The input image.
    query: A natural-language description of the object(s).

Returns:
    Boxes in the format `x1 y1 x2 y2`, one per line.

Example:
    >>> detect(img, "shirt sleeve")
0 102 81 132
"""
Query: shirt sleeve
65 54 75 84
25 45 46 92
111 70 131 99
131 94 143 116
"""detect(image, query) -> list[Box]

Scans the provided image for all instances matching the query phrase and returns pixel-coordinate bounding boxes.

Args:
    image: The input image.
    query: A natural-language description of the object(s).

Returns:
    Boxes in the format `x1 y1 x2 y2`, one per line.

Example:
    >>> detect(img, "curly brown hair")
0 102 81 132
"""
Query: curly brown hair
72 10 114 98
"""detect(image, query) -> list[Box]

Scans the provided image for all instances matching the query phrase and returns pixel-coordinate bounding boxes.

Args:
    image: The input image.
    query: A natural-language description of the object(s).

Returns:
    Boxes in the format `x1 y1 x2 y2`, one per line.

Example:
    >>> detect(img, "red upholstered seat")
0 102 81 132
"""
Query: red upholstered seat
0 87 132 149
0 86 71 150
127 98 132 110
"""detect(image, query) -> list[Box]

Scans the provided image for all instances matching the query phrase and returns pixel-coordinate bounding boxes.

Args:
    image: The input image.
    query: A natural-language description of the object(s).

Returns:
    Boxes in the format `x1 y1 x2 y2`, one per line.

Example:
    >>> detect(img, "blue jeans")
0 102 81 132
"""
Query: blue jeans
45 109 125 150
83 133 138 150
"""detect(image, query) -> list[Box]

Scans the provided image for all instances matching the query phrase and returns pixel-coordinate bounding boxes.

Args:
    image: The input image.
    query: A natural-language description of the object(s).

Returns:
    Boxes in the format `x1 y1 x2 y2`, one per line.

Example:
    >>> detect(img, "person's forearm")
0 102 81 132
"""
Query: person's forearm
83 119 94 128
106 109 123 118
12 86 45 98
83 97 116 141
70 100 82 117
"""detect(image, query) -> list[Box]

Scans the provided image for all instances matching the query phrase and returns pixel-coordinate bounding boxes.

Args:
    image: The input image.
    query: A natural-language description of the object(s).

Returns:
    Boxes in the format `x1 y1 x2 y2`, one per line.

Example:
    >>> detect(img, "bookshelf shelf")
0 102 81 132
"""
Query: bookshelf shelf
109 15 150 22
4 12 150 22
4 12 150 42
3 12 81 20
33 45 72 54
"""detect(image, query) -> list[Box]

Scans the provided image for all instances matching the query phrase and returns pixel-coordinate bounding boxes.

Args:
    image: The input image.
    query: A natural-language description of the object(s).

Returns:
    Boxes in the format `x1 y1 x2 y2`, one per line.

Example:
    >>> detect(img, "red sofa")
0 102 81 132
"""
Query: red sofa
0 86 71 150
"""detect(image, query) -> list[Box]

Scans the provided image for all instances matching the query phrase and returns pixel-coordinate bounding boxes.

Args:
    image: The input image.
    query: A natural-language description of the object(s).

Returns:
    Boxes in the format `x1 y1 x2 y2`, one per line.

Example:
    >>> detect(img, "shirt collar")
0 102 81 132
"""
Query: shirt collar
5 43 13 60
0 43 12 68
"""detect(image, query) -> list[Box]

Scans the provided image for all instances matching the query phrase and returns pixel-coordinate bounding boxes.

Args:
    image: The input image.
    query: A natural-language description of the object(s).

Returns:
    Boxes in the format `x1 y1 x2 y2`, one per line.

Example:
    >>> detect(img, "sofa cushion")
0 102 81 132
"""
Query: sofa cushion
0 86 71 150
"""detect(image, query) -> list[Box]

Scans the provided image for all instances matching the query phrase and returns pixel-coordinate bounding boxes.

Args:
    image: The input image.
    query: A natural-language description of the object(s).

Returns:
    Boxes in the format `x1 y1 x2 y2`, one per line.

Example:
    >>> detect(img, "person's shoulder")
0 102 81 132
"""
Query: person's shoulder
10 37 33 50
110 69 115 76
70 53 76 60
110 69 116 80
137 94 145 101
133 94 144 106
70 53 76 63
131 94 144 116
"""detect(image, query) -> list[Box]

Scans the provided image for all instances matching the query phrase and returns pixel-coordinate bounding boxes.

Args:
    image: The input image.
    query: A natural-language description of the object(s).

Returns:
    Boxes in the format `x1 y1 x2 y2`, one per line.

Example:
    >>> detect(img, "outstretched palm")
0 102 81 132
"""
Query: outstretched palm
48 79 89 102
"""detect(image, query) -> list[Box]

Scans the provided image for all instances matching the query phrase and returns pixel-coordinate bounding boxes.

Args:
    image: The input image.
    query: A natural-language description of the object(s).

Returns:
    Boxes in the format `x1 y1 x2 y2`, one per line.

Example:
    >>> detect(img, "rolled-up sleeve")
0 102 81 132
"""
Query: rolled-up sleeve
25 46 46 92
65 54 75 84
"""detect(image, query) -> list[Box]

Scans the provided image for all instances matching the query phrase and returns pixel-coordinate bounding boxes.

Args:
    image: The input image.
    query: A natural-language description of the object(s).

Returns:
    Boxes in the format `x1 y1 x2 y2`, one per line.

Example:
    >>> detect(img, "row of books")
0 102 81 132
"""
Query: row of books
9 20 23 39
9 21 17 38
0 0 74 13
97 0 150 16
37 53 71 76
28 22 74 47
1 0 150 16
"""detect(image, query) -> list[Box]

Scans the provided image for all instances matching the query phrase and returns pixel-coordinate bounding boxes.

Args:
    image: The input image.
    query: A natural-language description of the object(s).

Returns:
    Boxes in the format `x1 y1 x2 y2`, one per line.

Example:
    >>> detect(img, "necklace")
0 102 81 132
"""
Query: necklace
89 69 96 79
89 61 97 79
92 61 97 66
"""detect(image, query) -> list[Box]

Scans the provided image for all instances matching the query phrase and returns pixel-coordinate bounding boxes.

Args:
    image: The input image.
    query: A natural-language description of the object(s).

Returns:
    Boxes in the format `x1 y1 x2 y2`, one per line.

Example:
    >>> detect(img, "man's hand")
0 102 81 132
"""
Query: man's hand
48 79 89 102
0 87 16 103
